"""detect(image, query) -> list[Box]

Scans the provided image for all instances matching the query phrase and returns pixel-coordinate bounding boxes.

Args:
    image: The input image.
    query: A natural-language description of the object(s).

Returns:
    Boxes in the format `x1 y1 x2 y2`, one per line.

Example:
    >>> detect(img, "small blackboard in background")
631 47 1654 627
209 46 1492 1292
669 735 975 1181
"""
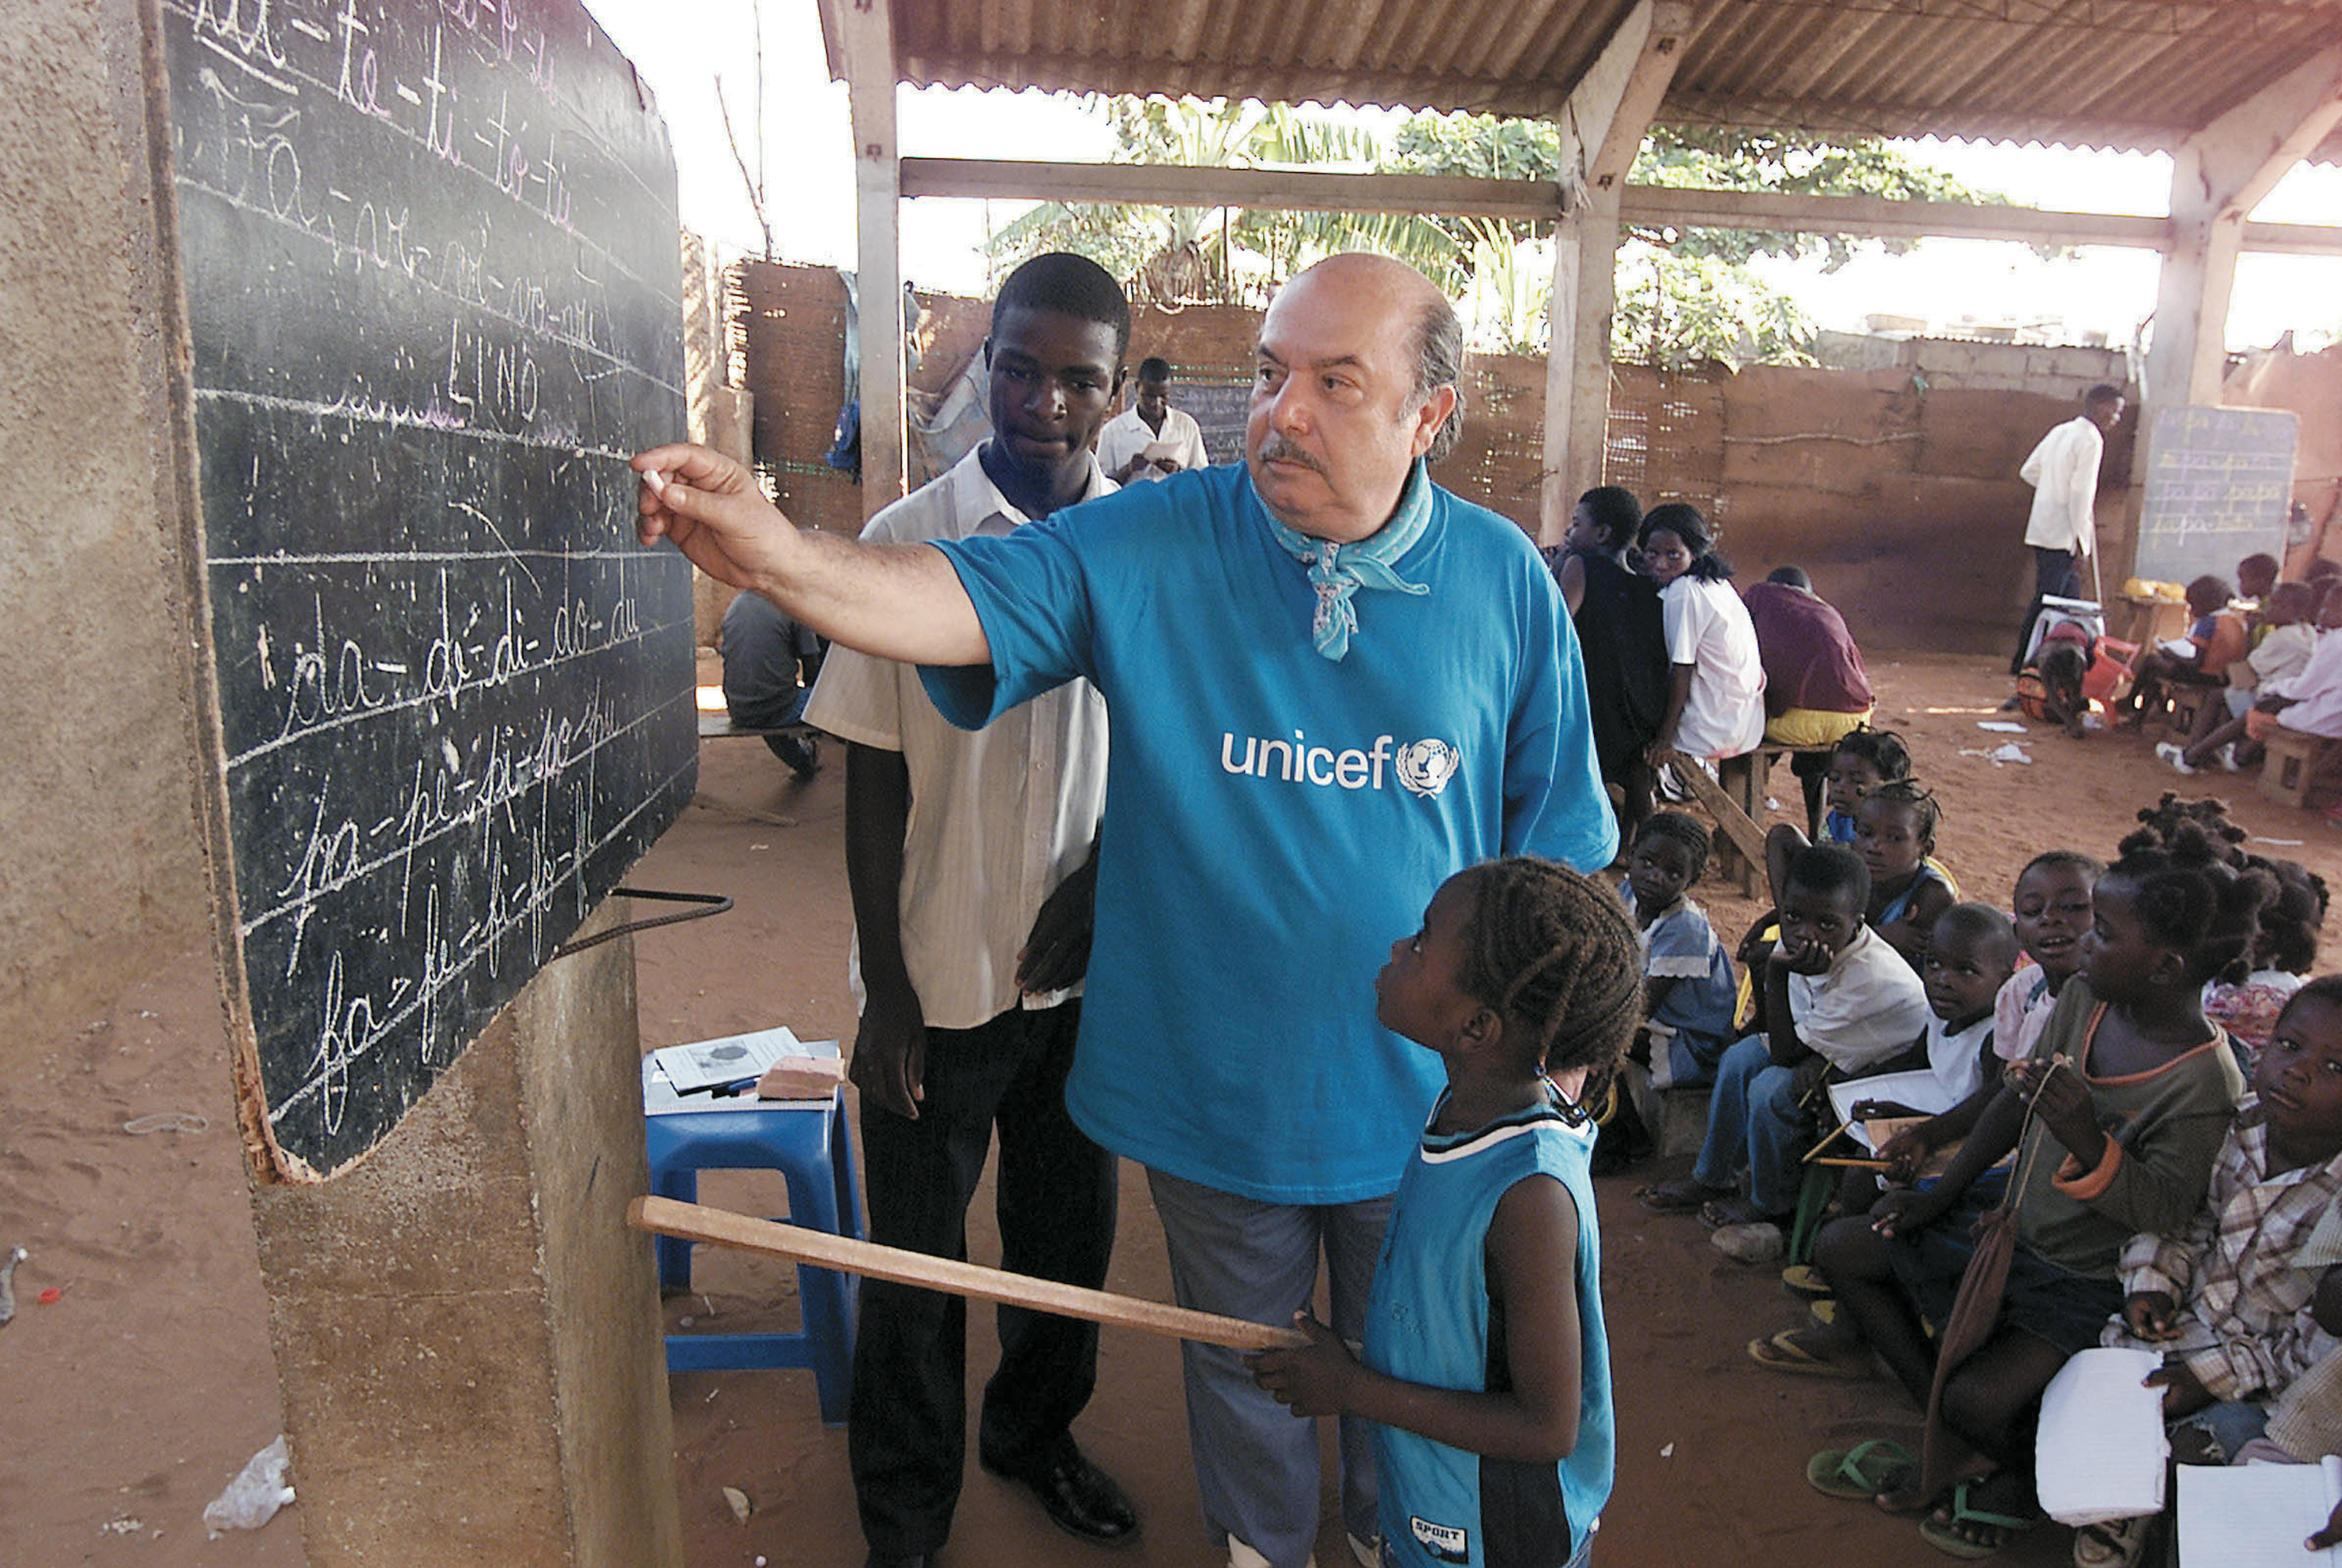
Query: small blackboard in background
159 0 694 1179
1169 380 1254 467
2134 406 2298 588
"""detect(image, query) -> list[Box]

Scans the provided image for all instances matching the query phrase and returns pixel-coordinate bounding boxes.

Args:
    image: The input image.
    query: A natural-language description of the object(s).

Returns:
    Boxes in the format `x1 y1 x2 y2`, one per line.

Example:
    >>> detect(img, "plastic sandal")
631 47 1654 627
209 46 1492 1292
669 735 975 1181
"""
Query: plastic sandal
1916 1478 2038 1559
1804 1438 1914 1500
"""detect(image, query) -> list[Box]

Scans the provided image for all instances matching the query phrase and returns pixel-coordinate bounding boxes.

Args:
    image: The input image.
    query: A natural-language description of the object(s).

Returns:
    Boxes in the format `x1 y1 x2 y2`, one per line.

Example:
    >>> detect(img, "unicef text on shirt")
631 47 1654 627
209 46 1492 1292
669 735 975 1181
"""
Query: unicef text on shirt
1217 733 1462 798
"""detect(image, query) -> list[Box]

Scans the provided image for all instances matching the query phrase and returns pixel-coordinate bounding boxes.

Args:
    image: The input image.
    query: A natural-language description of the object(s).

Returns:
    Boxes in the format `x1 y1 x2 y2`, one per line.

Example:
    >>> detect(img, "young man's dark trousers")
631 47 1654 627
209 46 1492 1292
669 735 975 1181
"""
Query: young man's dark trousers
849 999 1117 1558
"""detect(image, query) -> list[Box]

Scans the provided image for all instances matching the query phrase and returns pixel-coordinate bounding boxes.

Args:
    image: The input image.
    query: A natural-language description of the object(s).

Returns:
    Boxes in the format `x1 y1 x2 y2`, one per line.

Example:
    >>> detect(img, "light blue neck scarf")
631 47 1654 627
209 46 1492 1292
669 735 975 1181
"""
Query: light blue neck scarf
1264 459 1434 660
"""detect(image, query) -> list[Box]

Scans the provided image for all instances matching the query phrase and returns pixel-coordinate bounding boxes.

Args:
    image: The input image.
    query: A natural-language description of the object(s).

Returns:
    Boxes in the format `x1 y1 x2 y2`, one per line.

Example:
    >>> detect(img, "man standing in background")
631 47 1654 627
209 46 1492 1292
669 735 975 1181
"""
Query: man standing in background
1097 355 1209 483
2011 382 2124 674
804 253 1137 1568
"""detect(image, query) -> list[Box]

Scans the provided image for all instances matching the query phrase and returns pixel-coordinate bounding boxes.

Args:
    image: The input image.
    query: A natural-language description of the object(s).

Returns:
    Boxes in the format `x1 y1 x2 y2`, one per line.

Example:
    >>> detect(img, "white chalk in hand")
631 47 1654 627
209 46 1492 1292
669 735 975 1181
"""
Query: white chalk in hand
641 466 668 497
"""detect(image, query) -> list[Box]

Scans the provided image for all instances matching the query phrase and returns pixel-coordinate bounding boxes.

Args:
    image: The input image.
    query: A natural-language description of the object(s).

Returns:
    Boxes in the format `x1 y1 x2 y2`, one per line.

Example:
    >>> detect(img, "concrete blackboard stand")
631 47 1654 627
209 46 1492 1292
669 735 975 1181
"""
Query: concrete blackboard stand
252 903 681 1565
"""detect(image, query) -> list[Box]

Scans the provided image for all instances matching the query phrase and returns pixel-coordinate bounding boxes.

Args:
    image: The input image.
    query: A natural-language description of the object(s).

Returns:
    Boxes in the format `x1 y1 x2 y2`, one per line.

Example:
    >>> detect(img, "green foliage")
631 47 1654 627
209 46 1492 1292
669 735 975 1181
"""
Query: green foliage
988 98 1435 306
985 98 2009 367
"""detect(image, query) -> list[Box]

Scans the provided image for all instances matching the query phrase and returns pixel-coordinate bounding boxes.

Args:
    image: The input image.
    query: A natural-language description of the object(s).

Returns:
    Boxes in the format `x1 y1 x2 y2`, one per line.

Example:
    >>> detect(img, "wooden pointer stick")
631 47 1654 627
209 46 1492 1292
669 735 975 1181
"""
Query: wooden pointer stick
628 1195 1310 1353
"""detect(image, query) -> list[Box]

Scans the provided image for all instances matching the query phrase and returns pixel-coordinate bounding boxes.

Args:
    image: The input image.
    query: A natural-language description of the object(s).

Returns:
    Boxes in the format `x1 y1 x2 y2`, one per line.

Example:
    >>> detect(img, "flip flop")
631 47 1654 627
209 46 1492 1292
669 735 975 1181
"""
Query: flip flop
1916 1478 2038 1559
1780 1262 1831 1300
1809 1298 1839 1328
1750 1329 1874 1380
2072 1515 2153 1568
1638 1178 1731 1214
1804 1439 1914 1500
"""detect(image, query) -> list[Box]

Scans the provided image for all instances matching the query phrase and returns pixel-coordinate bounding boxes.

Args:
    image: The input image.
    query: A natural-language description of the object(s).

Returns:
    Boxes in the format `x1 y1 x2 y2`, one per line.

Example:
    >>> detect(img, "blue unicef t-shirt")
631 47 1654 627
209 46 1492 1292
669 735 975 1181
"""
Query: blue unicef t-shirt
922 463 1616 1202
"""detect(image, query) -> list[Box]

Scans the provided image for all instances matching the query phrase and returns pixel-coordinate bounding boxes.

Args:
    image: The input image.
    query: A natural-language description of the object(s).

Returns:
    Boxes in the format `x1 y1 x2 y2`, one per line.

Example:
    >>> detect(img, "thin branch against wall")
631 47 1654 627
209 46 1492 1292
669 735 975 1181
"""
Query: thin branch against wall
715 9 773 260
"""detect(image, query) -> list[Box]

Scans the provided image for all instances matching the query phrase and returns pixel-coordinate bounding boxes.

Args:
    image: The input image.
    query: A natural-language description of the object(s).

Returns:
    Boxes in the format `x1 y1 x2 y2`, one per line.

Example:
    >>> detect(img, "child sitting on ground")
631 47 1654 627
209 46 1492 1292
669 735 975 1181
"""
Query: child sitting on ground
2069 976 2342 1566
1795 833 2262 1557
1620 812 1739 1089
2025 612 2099 741
1749 903 2017 1374
1248 857 1641 1568
1640 844 1932 1234
1856 780 1958 972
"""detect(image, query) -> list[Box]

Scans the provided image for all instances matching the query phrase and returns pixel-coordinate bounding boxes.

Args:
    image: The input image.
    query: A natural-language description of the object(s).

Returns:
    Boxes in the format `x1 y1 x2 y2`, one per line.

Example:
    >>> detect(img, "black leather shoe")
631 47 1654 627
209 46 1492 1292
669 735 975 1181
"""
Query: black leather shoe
981 1443 1139 1546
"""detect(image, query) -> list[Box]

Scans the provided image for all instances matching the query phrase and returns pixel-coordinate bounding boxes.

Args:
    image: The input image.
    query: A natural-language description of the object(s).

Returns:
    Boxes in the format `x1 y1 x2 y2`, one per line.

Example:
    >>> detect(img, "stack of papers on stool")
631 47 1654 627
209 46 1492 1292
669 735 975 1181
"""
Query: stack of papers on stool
644 1028 842 1114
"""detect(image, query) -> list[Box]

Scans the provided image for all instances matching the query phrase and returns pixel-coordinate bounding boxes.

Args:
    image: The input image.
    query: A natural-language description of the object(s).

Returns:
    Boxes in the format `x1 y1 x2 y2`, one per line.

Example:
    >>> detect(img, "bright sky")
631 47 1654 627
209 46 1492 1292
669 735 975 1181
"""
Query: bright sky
587 0 2342 352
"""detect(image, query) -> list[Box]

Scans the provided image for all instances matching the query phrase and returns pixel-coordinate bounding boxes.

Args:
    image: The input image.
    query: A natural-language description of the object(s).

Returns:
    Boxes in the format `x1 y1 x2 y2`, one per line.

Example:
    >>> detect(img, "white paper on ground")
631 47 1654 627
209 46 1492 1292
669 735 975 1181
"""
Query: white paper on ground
2036 1347 2168 1526
2176 1454 2342 1567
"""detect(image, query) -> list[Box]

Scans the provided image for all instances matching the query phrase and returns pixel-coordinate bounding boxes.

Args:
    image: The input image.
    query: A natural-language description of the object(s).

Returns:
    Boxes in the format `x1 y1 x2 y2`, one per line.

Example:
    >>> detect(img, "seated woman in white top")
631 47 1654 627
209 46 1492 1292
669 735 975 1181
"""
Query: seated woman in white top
1639 501 1767 766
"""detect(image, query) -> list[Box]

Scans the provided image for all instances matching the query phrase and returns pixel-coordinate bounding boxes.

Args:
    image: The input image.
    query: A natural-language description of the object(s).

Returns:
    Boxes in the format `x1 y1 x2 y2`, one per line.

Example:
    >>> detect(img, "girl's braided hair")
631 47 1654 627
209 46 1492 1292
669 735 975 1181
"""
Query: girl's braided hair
1832 726 1913 783
1864 777 1941 842
1633 811 1712 881
2106 799 2271 985
1452 858 1643 1081
2121 792 2248 867
2251 858 2328 977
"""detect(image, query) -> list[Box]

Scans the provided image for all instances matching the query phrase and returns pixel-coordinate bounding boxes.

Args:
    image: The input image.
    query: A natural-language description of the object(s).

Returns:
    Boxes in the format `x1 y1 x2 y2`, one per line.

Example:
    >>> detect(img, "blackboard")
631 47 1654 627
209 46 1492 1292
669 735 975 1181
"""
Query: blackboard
1169 380 1253 466
159 0 695 1179
2135 406 2298 587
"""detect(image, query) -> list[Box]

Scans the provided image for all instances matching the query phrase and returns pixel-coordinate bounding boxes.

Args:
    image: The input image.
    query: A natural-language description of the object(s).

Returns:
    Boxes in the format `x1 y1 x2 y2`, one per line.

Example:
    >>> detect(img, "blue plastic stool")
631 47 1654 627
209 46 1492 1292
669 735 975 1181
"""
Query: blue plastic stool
642 1061 863 1425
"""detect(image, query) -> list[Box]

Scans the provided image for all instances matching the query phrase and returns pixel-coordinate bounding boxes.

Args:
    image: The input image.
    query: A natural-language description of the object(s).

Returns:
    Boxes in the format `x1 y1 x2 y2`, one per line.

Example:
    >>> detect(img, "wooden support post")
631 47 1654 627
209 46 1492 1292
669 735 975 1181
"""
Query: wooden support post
1542 0 1698 544
630 1196 1310 1353
835 0 907 516
2132 46 2342 577
2146 45 2342 416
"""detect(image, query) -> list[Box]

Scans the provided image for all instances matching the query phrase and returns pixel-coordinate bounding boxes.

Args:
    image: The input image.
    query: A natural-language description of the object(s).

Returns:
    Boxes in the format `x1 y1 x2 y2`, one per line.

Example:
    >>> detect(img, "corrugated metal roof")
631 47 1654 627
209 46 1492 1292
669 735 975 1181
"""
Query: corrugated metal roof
824 0 2342 166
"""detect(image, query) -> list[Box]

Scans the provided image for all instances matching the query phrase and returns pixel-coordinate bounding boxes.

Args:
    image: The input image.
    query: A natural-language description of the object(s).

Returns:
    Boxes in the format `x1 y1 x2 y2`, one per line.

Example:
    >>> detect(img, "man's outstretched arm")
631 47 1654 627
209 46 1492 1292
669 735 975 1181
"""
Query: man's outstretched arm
633 443 989 666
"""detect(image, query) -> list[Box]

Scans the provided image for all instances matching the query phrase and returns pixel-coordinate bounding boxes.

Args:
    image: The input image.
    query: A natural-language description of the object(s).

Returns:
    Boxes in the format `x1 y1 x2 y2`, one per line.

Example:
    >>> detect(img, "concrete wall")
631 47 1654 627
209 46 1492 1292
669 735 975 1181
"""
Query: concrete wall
2229 342 2342 567
253 907 681 1568
0 0 213 1071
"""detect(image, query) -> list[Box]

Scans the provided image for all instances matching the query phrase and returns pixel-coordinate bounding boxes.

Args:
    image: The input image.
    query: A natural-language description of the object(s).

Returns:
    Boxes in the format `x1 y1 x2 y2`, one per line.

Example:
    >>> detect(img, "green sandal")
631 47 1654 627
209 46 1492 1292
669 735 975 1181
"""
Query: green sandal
1917 1477 2038 1559
1804 1438 1914 1500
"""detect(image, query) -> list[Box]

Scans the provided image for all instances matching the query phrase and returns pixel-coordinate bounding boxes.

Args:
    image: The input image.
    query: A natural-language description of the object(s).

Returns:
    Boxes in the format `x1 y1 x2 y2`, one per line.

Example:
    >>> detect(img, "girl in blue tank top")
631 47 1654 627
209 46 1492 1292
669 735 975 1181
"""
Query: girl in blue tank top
1249 858 1643 1567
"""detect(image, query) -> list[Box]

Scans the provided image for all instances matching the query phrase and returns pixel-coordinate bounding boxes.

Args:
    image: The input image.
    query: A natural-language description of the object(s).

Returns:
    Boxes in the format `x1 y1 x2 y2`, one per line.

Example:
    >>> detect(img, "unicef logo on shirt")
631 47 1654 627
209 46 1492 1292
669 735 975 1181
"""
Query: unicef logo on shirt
1394 738 1460 799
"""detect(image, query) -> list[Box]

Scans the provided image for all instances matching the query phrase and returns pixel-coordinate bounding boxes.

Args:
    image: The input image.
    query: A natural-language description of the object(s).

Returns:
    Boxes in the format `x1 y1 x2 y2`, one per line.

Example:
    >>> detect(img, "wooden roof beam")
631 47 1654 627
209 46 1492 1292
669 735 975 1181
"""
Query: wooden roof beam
896 155 2342 257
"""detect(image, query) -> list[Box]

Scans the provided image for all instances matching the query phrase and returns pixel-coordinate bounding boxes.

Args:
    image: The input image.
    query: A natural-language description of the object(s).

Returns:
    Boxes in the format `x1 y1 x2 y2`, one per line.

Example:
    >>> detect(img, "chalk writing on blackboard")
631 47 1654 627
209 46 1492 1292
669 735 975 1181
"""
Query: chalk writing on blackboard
162 0 695 1178
1168 379 1254 467
2134 405 2298 586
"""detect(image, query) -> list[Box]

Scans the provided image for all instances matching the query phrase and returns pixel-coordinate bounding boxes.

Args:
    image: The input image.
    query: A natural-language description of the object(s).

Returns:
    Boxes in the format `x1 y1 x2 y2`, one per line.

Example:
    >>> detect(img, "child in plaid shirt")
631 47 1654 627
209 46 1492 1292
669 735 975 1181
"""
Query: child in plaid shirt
2079 975 2342 1566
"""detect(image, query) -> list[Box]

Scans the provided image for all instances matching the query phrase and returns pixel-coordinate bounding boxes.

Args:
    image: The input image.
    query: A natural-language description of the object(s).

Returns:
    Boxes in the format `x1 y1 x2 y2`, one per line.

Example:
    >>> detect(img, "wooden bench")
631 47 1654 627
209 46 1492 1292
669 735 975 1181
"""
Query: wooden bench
699 712 819 743
1675 743 1836 898
2259 726 2342 810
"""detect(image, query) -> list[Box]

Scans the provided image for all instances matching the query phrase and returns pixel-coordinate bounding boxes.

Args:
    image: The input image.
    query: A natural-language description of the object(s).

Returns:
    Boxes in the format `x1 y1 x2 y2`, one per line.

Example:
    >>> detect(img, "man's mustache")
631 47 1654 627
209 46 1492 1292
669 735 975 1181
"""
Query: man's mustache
1254 434 1324 475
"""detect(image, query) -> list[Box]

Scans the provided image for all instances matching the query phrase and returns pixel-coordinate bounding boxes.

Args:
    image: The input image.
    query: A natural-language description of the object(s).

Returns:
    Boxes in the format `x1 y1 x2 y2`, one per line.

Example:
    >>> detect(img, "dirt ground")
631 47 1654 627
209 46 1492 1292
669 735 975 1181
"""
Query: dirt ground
8 652 2341 1568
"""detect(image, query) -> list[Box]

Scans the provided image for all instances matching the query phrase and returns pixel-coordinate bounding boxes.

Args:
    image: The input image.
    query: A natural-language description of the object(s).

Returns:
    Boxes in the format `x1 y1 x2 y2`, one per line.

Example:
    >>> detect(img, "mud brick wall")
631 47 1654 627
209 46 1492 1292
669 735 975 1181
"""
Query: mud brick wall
728 261 2169 654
